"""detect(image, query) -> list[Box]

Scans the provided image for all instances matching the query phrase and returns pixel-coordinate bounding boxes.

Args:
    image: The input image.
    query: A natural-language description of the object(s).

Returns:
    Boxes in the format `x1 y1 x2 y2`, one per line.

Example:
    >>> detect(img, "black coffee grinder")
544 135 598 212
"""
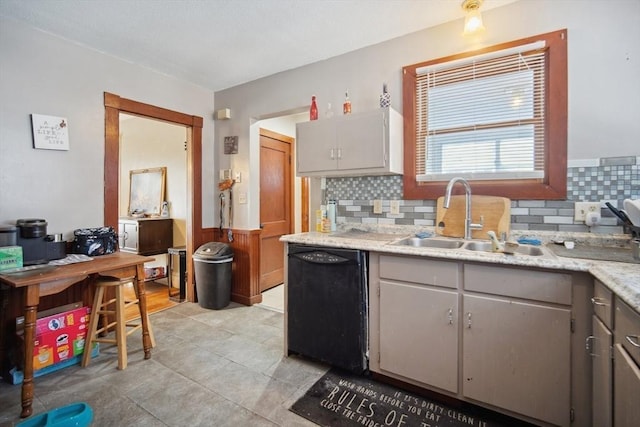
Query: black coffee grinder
16 219 66 265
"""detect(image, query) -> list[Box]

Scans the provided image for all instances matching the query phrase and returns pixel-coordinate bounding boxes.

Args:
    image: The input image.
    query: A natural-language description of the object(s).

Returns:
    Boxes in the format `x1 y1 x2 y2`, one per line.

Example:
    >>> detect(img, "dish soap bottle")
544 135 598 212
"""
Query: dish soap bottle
310 95 318 120
343 90 351 115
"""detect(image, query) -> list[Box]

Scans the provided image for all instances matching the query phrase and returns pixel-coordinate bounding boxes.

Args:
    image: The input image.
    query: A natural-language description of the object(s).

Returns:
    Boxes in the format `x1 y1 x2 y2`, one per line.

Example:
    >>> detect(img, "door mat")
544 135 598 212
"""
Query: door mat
291 369 535 427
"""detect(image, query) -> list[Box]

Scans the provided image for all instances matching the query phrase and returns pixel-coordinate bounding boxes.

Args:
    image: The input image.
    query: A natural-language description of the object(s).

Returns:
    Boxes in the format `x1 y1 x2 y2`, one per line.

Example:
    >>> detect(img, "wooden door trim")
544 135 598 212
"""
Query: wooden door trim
104 92 203 302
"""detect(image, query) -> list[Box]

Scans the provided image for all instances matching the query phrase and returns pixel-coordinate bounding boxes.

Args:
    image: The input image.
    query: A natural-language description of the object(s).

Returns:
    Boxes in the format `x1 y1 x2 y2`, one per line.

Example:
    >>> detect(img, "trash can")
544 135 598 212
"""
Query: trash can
193 242 233 309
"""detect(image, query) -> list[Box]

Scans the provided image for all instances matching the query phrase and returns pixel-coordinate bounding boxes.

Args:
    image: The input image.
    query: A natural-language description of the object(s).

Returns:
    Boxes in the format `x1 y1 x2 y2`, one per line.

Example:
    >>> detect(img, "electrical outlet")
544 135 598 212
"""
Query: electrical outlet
373 200 383 214
574 202 600 221
390 200 400 215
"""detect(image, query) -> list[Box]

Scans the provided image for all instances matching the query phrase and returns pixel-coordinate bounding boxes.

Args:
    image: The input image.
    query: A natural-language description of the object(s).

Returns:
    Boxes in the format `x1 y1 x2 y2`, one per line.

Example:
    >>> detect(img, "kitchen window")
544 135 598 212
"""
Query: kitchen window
402 29 567 200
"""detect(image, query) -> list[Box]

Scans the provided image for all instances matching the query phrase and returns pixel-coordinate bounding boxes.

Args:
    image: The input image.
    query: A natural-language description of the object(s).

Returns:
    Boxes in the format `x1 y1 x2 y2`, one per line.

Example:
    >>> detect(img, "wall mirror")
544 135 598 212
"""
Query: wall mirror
128 167 166 216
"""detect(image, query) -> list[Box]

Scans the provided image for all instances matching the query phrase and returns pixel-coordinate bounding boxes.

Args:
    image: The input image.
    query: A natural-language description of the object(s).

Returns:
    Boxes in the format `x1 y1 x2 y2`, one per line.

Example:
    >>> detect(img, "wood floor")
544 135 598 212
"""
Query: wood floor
123 279 180 321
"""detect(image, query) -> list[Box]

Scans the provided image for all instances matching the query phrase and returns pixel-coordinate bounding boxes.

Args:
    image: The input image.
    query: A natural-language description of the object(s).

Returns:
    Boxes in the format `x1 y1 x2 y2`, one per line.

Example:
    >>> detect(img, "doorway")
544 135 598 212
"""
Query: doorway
119 114 188 314
103 92 204 302
254 112 311 312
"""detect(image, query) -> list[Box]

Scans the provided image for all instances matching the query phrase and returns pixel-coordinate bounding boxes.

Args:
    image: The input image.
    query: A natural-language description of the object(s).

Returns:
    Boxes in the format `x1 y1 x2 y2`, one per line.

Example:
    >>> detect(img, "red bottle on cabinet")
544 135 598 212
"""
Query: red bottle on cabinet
343 91 351 115
310 95 318 120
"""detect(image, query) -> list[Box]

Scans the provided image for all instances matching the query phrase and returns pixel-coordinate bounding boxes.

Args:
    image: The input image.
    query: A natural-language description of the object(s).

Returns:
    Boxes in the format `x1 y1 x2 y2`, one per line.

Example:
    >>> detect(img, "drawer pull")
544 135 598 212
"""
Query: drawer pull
591 297 609 307
625 335 640 348
585 335 596 357
448 308 453 325
467 312 472 329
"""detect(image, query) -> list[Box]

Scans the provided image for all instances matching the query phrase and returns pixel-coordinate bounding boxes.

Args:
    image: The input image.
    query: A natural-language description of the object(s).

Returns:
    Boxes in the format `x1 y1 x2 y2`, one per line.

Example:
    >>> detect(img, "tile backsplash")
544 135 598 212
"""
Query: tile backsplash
325 159 639 234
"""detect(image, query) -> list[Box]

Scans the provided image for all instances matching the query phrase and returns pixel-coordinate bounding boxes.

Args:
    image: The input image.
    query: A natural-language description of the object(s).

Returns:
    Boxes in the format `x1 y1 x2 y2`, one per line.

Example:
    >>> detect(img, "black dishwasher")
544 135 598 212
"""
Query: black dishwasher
287 244 368 373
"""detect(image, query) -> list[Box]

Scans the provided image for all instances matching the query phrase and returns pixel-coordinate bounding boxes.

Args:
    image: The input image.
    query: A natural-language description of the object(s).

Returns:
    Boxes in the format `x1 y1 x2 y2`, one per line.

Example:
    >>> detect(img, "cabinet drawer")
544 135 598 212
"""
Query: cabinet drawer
615 299 640 366
380 255 458 289
593 280 613 329
464 264 571 305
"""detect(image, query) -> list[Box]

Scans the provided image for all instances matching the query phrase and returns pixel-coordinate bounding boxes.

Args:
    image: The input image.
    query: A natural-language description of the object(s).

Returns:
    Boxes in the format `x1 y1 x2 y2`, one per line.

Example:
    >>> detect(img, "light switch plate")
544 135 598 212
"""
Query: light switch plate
373 200 383 214
390 200 400 215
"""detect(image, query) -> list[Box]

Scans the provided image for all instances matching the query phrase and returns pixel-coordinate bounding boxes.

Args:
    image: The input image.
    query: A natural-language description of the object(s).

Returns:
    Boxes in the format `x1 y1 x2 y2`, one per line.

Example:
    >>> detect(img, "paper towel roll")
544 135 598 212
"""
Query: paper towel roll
327 201 337 232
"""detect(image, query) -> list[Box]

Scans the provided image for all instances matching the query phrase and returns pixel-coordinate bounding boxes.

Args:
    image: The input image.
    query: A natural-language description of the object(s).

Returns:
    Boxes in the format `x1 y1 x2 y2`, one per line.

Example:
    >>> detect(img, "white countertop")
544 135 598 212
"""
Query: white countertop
281 229 640 313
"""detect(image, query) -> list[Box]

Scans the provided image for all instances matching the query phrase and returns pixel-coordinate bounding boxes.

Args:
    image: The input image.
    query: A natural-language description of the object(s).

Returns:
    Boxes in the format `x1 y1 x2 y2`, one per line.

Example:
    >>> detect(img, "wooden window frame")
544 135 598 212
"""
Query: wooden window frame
402 29 567 200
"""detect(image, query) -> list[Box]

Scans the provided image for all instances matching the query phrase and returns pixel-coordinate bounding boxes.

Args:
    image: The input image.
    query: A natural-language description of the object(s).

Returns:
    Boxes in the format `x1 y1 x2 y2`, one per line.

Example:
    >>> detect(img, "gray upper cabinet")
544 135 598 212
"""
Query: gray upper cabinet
296 107 403 176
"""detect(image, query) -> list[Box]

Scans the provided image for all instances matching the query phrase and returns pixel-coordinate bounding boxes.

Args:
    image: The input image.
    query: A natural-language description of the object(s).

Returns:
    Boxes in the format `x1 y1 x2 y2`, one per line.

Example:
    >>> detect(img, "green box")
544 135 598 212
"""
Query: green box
0 246 23 271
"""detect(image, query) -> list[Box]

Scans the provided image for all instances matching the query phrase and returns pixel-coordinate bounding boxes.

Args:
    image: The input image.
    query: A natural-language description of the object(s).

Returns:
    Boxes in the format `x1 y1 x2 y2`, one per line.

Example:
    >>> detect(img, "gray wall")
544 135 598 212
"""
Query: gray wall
1 1 638 238
215 0 640 230
0 16 216 239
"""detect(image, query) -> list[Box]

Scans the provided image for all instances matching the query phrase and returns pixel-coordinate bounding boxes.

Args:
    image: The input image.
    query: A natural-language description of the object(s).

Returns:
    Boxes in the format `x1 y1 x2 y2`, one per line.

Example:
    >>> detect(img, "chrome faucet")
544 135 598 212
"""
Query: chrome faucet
443 177 483 240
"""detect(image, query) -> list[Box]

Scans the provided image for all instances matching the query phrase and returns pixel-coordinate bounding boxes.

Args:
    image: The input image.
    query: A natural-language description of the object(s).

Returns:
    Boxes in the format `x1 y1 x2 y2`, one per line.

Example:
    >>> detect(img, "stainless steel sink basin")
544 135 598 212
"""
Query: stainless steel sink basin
393 237 465 249
464 241 544 256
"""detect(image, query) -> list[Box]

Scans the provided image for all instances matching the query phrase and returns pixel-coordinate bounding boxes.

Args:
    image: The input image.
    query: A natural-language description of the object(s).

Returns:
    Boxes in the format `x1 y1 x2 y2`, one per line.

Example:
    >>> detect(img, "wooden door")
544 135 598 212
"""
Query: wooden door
259 129 293 292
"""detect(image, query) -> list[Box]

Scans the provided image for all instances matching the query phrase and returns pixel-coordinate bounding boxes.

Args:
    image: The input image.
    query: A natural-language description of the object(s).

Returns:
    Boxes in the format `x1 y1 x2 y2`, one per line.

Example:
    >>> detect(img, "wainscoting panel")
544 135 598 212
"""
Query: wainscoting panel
210 228 262 306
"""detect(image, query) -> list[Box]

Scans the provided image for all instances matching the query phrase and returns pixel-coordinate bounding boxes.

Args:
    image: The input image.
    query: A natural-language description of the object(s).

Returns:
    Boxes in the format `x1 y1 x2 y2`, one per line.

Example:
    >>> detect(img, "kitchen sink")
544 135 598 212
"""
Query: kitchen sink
393 237 465 249
464 241 545 256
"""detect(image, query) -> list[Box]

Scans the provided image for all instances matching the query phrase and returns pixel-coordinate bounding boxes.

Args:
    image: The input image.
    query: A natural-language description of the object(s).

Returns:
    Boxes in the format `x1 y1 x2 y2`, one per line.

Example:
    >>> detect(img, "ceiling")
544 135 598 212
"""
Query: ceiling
0 0 517 92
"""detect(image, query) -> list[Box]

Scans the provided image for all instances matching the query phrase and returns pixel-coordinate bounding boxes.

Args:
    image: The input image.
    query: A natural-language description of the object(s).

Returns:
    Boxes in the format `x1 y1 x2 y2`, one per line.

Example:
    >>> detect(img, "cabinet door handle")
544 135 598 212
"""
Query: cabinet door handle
466 312 472 329
337 148 342 159
585 335 597 357
626 335 640 348
330 148 335 159
591 297 609 306
448 308 453 325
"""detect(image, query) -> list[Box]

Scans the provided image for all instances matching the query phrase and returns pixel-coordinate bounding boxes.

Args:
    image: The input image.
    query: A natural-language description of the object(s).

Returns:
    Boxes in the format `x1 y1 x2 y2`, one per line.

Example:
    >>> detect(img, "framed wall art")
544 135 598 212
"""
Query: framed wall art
31 114 70 150
224 136 238 154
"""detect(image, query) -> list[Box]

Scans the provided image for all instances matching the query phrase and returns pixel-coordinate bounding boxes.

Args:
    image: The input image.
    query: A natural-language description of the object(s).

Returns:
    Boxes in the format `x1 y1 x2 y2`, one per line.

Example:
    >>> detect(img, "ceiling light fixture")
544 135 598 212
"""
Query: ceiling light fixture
462 0 485 35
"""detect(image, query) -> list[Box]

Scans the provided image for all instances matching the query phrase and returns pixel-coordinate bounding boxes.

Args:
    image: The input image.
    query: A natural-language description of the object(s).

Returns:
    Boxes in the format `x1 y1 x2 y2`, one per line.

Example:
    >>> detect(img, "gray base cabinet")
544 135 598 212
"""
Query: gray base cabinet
379 281 458 392
591 316 613 427
369 253 576 426
590 280 614 427
462 294 570 426
613 297 640 427
588 280 640 427
613 344 640 427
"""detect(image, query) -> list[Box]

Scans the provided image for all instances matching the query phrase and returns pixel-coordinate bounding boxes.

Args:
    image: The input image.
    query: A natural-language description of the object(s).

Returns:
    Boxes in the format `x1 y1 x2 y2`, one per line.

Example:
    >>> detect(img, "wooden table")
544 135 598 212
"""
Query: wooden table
0 252 154 418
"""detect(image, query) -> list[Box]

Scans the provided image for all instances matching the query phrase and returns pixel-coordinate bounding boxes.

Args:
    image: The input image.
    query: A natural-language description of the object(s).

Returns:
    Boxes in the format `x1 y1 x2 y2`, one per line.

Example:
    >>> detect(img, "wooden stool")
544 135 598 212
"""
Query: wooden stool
81 275 149 370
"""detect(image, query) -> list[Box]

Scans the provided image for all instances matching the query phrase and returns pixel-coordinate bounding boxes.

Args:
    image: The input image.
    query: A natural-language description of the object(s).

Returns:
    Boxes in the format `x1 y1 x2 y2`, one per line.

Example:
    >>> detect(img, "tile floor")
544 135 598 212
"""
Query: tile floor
0 298 326 426
256 284 284 313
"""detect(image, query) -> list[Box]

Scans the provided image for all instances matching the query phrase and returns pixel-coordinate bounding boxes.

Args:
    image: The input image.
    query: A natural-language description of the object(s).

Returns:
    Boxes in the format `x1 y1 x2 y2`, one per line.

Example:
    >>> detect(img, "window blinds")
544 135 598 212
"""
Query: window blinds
415 41 547 182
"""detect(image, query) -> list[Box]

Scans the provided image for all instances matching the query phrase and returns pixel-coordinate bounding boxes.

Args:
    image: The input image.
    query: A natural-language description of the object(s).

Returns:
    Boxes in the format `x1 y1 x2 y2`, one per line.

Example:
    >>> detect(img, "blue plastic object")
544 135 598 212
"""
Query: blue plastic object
415 231 433 239
516 237 542 246
17 402 93 427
